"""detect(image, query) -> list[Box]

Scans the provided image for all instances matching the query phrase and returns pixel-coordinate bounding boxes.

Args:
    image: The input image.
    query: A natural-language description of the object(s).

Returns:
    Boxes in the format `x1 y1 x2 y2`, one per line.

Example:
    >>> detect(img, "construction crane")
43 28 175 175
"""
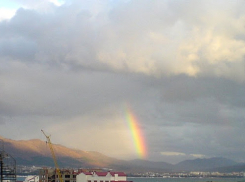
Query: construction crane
41 130 63 182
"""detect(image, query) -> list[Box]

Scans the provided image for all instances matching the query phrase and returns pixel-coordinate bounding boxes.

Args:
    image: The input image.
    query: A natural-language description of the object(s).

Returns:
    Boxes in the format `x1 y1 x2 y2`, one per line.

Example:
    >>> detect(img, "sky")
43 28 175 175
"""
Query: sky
1 0 245 164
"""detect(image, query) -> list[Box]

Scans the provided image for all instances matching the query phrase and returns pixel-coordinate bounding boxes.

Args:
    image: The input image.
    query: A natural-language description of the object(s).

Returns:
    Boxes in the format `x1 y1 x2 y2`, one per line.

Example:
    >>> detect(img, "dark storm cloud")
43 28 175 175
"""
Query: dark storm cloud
134 75 245 162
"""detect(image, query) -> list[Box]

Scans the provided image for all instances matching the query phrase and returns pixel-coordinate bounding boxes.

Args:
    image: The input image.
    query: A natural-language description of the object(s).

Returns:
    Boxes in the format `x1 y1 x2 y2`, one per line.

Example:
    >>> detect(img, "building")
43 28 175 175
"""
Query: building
39 168 132 182
24 175 39 182
76 171 132 182
39 168 76 182
0 140 16 182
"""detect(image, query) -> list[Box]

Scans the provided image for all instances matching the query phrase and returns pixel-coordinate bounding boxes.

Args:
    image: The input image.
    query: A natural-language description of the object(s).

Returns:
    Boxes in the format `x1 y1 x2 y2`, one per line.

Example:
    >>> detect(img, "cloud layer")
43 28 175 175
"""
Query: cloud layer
1 0 245 163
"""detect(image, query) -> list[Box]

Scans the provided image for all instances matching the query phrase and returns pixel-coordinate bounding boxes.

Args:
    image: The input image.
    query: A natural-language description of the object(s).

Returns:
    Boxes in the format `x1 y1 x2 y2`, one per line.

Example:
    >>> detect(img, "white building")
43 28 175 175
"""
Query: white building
77 171 132 182
24 175 39 182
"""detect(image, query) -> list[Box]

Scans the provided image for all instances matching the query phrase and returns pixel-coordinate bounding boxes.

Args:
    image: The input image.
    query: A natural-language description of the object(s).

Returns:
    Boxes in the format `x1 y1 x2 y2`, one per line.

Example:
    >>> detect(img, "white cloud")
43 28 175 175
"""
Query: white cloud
161 152 206 159
161 152 186 156
91 0 245 80
190 154 206 158
0 8 16 21
50 0 64 7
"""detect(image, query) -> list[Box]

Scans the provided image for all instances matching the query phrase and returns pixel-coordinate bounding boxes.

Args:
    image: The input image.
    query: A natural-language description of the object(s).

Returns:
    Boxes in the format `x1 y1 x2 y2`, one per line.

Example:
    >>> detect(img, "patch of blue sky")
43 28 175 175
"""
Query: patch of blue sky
0 1 21 9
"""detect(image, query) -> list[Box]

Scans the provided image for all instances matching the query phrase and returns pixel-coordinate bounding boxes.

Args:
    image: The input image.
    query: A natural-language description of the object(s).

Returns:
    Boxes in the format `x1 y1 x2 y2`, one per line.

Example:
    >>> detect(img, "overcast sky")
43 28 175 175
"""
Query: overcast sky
1 0 245 164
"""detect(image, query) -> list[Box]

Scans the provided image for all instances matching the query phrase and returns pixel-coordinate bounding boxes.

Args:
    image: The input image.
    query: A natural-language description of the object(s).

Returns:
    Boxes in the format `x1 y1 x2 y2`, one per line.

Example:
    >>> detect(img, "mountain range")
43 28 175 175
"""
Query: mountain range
0 135 245 173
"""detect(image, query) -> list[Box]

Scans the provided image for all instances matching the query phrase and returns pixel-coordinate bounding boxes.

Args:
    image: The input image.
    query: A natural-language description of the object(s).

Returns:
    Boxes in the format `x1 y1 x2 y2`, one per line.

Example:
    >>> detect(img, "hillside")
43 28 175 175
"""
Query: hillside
0 135 119 168
0 136 241 173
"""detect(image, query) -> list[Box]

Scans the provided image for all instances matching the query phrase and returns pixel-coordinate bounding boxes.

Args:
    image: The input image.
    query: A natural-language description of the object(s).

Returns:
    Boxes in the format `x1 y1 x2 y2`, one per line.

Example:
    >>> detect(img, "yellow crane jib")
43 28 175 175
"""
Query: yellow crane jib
41 130 63 182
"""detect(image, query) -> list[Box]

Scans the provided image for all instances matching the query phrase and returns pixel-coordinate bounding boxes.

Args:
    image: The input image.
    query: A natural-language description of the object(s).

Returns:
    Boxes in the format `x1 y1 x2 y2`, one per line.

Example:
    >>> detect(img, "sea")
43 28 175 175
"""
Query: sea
127 177 245 182
17 176 27 181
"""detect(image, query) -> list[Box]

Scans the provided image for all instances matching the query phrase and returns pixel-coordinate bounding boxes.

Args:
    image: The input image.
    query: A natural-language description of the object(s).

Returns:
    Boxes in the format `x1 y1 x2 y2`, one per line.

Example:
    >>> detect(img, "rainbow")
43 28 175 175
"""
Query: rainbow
125 107 147 159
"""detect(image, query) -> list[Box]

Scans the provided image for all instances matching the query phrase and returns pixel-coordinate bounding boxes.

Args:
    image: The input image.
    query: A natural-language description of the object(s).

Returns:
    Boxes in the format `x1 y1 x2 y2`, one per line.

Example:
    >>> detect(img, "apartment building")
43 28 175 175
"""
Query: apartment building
39 168 132 182
39 168 76 182
76 171 132 182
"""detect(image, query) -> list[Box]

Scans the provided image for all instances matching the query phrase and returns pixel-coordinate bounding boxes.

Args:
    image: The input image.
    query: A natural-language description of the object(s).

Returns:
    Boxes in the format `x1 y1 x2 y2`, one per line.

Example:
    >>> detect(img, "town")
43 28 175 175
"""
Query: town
128 171 245 178
17 165 245 179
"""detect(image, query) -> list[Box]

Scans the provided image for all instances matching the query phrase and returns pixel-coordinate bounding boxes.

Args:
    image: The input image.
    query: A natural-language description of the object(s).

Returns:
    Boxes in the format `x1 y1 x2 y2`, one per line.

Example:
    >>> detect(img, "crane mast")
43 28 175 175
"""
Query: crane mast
41 130 63 182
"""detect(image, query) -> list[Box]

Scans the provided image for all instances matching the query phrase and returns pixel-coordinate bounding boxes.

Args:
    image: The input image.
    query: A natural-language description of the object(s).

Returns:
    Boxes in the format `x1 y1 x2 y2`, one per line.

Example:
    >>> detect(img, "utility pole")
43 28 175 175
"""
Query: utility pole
0 139 16 182
0 139 4 182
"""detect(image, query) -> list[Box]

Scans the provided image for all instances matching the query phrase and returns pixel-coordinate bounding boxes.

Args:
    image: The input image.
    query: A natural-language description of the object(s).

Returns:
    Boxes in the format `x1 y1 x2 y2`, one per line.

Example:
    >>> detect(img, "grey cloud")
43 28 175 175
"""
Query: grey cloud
1 0 245 163
0 37 37 61
2 0 245 79
0 63 145 118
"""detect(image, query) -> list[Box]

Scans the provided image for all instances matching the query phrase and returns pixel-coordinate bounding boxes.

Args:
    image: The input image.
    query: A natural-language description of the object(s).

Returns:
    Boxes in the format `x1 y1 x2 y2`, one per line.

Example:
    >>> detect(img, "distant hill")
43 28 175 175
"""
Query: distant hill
0 136 241 173
128 159 174 172
175 157 238 171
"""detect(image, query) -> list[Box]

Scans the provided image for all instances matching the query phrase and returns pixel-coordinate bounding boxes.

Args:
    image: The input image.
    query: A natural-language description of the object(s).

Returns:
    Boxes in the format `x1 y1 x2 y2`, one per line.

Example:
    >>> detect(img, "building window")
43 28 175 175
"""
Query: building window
65 175 70 178
100 181 103 182
65 180 69 182
94 180 97 182
73 175 76 178
88 180 91 182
